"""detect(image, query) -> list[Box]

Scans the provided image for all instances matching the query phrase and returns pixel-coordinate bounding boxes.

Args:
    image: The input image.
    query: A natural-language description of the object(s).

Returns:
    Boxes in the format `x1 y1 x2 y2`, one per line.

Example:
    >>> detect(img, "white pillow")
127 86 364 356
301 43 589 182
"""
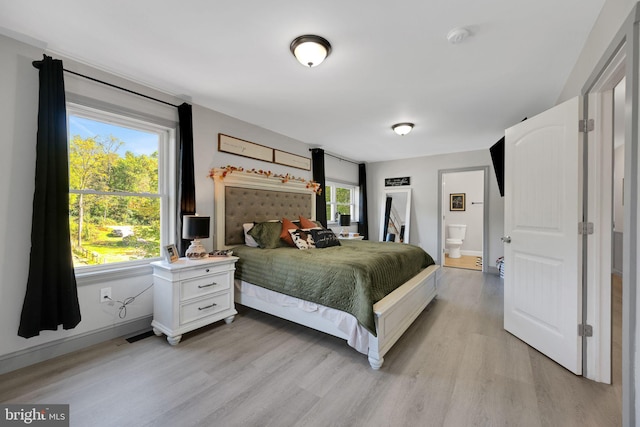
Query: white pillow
243 223 259 247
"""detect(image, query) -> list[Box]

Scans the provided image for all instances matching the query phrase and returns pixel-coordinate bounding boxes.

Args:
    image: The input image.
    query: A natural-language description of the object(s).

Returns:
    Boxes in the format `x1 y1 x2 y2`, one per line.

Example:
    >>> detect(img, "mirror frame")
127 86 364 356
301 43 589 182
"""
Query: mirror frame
379 188 412 243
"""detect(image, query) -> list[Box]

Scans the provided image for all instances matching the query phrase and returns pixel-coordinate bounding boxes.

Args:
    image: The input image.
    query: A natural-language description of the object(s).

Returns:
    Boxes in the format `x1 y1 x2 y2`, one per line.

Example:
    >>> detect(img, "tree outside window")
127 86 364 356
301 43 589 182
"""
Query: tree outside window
325 181 358 222
68 108 170 267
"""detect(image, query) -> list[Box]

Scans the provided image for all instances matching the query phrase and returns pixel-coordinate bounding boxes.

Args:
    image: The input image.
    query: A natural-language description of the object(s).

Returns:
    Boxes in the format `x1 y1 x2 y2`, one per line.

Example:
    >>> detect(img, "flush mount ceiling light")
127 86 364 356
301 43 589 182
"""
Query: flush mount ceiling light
446 27 470 44
290 35 332 67
392 123 414 136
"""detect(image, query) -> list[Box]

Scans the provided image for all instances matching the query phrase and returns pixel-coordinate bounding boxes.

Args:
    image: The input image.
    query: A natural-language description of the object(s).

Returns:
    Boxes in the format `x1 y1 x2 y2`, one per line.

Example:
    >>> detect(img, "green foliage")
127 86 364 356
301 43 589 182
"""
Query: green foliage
336 187 351 204
69 134 160 266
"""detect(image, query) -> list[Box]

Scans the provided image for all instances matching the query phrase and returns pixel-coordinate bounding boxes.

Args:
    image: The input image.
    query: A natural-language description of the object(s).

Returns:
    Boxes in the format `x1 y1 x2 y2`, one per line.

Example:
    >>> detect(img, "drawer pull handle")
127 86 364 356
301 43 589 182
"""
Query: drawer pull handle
198 303 217 311
205 269 210 273
198 282 217 289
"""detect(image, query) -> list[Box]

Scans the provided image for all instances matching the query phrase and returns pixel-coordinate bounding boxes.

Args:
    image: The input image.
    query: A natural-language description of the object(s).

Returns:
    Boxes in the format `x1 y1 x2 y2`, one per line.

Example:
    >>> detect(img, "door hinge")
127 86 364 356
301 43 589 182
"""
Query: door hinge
578 324 593 337
578 222 594 235
579 119 594 133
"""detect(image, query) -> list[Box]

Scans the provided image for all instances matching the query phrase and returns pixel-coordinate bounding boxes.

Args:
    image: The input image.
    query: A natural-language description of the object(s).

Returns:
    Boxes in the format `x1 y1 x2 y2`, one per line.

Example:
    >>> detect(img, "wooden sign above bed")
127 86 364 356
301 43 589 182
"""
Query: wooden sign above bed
218 134 311 170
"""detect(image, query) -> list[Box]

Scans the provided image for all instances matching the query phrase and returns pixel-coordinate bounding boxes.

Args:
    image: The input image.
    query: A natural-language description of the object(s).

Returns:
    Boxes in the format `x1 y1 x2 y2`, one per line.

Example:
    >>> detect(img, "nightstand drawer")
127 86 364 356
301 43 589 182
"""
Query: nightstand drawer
179 262 232 280
181 273 230 300
180 292 231 325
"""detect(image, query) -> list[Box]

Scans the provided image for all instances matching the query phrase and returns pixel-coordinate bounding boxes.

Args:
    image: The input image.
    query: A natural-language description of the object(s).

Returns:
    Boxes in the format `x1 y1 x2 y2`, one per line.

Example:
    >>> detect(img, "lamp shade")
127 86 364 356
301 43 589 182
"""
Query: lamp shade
182 215 210 239
339 214 351 226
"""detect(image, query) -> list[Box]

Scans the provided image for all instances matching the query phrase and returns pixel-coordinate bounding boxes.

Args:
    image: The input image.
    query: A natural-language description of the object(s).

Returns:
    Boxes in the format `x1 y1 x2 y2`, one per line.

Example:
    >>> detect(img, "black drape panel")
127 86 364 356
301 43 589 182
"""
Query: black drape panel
383 196 392 240
18 56 81 338
358 163 369 240
311 148 327 227
176 103 196 256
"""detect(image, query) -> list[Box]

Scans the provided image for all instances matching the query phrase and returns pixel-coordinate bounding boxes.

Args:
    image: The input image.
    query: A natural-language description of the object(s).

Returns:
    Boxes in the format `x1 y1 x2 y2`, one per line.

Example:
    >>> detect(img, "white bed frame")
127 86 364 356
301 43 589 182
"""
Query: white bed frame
212 169 439 369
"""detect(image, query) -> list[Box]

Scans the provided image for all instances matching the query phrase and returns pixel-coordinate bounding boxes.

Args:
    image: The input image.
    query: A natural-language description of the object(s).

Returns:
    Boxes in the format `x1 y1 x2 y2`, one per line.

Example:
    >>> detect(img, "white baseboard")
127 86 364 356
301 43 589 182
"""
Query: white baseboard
461 250 483 257
0 316 152 375
444 249 483 257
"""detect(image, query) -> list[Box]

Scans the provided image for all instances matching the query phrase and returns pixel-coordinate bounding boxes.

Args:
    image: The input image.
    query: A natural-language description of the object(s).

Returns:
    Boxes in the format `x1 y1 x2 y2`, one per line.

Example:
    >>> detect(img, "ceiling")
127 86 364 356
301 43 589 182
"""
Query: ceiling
0 1 605 163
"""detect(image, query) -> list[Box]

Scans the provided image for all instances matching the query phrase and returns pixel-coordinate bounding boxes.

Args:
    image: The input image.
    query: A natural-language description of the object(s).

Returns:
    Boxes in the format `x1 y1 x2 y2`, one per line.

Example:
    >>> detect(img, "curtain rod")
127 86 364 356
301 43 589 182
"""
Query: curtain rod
310 149 360 165
32 57 181 109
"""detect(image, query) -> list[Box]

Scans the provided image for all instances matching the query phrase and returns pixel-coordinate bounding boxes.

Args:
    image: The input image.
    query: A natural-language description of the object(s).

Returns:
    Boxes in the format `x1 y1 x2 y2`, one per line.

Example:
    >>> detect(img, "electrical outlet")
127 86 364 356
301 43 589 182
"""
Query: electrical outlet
100 287 112 303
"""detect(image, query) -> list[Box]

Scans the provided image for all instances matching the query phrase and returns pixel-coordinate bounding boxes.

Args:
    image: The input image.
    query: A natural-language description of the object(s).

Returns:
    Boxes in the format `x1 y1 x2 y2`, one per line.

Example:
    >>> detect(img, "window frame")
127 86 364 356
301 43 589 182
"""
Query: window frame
67 102 176 277
325 180 359 224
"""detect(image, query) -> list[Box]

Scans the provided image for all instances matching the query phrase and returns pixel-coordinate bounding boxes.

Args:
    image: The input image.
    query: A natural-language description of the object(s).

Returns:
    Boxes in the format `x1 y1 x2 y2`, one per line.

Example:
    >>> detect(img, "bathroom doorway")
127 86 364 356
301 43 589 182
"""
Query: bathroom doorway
438 167 489 271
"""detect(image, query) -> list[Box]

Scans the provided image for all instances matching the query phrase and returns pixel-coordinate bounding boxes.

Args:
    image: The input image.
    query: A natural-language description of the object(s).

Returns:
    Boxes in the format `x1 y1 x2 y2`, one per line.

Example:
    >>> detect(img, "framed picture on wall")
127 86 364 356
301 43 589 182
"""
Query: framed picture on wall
450 193 465 211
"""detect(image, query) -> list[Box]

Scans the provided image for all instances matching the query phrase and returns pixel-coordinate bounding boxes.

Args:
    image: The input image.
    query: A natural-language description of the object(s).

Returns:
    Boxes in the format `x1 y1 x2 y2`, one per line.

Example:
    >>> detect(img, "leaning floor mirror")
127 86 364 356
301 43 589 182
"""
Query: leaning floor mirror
379 189 411 243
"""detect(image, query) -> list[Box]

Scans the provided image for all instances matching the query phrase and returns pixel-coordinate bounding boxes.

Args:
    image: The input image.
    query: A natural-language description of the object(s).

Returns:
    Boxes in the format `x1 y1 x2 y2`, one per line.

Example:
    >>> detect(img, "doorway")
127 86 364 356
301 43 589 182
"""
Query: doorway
582 39 626 388
438 167 489 272
608 77 625 394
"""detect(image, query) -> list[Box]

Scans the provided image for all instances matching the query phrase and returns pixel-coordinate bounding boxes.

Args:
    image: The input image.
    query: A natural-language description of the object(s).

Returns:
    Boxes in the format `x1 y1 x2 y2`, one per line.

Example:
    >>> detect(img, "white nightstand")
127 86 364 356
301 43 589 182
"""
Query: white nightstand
338 235 365 240
151 256 238 345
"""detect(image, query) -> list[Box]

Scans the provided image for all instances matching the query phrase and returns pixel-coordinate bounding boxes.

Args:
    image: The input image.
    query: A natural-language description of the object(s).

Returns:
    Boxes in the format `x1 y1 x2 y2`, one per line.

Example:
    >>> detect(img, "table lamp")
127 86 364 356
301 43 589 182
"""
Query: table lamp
182 215 210 259
339 214 351 237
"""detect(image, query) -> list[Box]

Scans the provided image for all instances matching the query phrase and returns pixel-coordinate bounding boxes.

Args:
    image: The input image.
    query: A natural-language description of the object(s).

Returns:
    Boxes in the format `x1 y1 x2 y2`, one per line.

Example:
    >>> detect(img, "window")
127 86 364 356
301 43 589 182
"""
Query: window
325 181 358 223
67 104 174 269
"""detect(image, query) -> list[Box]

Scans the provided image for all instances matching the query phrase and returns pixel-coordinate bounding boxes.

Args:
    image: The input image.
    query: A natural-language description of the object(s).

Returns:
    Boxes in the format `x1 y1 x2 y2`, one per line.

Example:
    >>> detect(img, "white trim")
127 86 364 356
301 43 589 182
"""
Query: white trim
585 88 615 383
325 180 358 223
582 22 626 386
437 167 490 272
75 263 153 285
379 188 412 243
66 102 176 272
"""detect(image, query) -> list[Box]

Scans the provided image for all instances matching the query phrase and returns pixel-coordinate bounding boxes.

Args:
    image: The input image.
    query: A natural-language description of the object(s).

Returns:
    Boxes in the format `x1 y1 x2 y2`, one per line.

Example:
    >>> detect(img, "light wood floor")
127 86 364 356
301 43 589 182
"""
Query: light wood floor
0 268 622 426
444 254 482 271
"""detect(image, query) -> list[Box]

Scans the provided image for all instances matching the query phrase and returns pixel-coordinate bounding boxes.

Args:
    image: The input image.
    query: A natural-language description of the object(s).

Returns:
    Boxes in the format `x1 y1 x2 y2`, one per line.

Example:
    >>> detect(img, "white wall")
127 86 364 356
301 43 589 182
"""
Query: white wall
558 0 637 103
193 105 312 252
443 170 484 255
367 150 503 270
0 33 314 373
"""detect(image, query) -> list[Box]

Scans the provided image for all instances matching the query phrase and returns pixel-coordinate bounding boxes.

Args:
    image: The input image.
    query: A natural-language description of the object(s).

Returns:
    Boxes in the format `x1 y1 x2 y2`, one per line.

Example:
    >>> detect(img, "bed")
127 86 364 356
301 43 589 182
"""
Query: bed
212 169 439 369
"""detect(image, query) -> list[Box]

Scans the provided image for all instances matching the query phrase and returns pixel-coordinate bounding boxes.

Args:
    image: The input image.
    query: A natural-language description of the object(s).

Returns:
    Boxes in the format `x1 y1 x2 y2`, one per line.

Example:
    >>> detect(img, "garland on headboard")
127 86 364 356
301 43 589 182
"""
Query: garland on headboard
209 165 322 195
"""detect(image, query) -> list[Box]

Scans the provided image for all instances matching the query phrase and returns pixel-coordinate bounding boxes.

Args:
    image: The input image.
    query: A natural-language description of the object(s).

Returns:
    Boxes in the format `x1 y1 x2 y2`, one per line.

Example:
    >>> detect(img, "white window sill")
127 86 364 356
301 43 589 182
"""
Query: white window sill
75 260 157 286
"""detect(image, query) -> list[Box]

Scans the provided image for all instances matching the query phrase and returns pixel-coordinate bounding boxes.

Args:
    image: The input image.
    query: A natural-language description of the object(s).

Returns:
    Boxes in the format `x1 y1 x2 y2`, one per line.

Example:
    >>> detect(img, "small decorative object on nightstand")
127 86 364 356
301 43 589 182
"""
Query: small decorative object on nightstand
338 234 364 240
151 256 238 345
183 215 210 259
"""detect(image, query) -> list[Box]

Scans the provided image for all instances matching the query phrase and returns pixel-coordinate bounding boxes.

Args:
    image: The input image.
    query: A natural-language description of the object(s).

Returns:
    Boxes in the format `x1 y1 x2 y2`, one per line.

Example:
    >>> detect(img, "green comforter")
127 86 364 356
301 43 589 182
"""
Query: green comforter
233 240 434 335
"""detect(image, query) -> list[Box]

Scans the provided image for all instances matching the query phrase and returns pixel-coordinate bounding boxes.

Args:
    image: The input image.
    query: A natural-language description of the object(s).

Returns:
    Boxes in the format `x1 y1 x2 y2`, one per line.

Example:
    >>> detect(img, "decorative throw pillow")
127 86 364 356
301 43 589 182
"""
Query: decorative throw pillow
243 223 259 247
299 216 320 229
248 221 286 249
288 228 316 249
280 218 299 247
310 228 341 248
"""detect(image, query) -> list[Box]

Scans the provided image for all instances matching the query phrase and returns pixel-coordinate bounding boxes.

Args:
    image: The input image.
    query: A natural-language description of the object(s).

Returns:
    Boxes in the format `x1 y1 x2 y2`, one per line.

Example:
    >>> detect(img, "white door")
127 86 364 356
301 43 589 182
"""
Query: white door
504 96 582 374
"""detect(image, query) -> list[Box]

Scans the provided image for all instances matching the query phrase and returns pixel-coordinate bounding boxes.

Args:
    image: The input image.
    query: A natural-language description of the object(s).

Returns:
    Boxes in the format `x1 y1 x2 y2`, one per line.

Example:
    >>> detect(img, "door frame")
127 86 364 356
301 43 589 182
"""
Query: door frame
437 166 490 272
582 5 640 424
583 44 624 385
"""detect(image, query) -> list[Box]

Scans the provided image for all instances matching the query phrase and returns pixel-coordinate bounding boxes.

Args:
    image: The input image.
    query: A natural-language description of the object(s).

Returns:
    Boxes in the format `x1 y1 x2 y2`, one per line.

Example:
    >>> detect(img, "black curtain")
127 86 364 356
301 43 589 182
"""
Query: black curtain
383 196 392 240
311 149 327 227
18 56 81 338
358 163 369 239
176 103 196 256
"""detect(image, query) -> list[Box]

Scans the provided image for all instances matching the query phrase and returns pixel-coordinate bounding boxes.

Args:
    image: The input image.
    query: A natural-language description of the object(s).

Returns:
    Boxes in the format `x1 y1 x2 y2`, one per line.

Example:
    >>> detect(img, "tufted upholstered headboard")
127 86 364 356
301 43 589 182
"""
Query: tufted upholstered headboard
212 170 316 249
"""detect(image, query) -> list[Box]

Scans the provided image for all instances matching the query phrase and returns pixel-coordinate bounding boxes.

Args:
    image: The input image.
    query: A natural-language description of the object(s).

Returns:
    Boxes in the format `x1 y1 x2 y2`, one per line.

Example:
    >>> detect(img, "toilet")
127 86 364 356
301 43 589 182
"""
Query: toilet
446 224 467 259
